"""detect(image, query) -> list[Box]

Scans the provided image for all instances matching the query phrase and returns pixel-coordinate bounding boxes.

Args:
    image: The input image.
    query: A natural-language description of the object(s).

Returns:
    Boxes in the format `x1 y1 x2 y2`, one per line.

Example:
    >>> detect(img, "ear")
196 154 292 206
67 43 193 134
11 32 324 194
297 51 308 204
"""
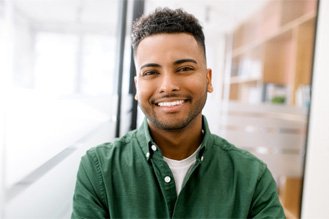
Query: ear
206 68 214 93
134 76 138 100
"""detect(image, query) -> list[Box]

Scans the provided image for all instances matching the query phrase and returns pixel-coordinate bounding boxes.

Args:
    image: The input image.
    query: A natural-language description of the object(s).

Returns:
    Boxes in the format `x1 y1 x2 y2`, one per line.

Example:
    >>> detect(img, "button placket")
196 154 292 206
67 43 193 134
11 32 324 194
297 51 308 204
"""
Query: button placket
150 151 177 215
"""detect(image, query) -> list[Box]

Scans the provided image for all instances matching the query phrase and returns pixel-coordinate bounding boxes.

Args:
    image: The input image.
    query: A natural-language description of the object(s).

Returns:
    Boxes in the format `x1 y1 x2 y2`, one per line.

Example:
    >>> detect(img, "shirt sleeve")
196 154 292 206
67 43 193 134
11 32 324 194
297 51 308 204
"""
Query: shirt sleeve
248 166 286 219
71 150 109 219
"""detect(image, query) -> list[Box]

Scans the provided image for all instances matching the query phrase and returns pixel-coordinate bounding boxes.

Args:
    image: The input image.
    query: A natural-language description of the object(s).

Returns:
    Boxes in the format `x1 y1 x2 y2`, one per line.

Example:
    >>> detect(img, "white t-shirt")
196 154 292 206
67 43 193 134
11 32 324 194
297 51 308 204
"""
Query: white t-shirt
163 146 200 195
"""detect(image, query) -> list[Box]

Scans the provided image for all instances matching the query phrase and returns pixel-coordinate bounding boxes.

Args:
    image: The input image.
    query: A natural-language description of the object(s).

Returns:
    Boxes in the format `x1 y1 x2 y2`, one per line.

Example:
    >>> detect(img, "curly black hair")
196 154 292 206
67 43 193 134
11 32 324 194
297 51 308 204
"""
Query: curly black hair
131 8 206 57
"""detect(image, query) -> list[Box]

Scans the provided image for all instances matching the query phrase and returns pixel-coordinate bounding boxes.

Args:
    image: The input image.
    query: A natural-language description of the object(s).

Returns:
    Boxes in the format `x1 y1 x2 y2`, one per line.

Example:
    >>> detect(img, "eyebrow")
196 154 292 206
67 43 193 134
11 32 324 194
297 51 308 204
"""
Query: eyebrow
140 63 161 70
140 59 198 70
174 59 197 65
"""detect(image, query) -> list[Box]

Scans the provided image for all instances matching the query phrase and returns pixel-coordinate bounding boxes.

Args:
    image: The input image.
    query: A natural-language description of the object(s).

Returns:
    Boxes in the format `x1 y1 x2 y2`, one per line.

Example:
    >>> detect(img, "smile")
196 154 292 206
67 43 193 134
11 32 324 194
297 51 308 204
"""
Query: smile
157 100 185 107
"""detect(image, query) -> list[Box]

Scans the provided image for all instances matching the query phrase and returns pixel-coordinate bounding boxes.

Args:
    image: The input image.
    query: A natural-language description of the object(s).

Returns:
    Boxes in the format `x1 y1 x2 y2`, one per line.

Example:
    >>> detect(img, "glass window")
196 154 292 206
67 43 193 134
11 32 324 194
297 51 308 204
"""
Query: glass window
34 32 78 95
1 0 120 217
81 34 116 95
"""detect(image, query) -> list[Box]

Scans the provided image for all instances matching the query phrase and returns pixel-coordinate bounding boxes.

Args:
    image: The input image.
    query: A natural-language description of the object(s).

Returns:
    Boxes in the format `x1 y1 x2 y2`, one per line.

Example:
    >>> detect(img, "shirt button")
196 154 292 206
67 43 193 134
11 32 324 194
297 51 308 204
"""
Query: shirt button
151 145 157 151
146 152 150 159
201 156 204 161
164 176 171 183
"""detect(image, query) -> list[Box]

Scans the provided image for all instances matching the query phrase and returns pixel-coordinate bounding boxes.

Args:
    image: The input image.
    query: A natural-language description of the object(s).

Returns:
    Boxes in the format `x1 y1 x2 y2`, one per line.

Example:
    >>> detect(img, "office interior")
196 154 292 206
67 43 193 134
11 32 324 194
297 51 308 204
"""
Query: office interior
0 0 328 218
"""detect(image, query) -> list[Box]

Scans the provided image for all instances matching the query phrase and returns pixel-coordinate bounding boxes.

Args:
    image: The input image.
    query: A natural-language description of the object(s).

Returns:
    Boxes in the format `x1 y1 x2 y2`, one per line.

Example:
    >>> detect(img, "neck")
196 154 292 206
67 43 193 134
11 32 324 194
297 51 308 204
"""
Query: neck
148 116 203 160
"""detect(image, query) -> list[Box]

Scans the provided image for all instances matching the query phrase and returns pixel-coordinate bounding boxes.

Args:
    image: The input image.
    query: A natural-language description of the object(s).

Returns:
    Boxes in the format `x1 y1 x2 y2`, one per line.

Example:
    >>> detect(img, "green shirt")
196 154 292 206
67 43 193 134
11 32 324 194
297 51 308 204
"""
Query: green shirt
72 116 285 218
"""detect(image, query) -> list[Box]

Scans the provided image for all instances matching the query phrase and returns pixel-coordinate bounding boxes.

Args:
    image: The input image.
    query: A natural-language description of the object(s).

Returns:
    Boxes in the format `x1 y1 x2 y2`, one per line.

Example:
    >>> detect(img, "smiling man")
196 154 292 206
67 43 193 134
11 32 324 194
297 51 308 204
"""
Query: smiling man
134 32 212 161
72 8 285 218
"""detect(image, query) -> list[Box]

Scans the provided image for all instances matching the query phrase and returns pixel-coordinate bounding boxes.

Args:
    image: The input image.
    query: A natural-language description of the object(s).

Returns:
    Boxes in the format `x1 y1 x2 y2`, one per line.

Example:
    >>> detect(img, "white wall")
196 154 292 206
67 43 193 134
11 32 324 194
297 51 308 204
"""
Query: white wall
301 1 329 218
203 33 227 133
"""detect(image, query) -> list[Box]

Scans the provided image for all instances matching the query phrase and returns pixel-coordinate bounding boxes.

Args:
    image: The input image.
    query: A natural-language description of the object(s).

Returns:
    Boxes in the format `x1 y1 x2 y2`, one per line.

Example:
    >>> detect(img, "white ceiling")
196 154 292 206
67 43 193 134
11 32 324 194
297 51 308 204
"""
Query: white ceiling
13 0 118 24
13 0 119 33
11 0 269 34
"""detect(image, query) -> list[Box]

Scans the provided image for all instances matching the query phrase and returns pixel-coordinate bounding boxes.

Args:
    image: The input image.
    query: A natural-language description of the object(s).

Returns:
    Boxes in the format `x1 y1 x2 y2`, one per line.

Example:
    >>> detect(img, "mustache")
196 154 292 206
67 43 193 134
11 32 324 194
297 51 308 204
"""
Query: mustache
150 93 191 104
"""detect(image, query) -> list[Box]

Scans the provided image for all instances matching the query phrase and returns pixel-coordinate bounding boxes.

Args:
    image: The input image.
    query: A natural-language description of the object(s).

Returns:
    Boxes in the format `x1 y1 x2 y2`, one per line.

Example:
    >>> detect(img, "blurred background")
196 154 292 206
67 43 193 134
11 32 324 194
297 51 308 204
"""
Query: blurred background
0 0 328 218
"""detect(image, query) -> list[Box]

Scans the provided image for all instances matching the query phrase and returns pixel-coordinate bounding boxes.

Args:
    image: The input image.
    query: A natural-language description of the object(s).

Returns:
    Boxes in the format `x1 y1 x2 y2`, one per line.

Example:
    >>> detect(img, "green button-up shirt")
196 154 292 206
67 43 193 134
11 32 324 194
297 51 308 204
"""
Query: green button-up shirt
72 116 285 218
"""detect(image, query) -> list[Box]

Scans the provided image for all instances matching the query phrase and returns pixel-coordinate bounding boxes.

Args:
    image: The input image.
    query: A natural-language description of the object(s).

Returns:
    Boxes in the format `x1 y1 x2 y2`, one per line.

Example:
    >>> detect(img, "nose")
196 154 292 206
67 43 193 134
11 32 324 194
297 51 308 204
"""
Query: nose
159 73 180 93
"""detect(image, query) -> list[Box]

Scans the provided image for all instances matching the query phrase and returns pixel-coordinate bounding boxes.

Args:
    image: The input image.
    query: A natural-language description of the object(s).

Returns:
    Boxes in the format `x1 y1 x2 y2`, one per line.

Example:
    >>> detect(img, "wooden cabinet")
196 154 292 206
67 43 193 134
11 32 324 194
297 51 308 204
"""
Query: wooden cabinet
226 0 317 105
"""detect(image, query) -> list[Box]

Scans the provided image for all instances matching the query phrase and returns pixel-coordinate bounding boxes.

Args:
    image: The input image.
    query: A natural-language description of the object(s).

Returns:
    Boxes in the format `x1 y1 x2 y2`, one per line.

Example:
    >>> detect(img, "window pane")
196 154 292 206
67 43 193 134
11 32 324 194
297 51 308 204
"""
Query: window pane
2 1 119 217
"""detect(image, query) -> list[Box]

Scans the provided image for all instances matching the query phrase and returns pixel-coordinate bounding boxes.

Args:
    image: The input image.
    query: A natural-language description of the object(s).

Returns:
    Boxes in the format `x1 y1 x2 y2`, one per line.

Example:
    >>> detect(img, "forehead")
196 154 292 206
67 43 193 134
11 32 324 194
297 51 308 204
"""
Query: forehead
135 33 205 65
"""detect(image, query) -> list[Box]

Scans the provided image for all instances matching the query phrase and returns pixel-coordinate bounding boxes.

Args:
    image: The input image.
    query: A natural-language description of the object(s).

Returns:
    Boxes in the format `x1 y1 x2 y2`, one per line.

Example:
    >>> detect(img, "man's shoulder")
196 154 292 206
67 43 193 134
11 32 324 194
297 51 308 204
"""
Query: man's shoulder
85 129 140 159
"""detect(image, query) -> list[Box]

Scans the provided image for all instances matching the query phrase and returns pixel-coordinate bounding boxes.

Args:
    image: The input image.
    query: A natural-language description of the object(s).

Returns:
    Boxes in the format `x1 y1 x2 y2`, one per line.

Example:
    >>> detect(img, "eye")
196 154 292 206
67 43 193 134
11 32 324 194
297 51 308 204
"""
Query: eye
141 70 158 77
177 66 194 73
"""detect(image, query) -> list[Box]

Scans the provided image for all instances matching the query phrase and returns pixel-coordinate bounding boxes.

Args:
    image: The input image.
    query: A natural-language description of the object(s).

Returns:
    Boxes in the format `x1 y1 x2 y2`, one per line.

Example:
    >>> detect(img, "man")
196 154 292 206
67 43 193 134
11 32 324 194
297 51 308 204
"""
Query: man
72 8 285 218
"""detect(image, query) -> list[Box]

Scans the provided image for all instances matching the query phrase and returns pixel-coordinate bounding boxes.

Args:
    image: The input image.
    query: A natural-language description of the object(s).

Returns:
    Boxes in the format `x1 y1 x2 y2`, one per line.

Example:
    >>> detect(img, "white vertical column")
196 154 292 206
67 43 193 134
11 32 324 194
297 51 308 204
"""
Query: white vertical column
0 13 5 219
301 0 329 218
0 0 15 217
0 72 5 218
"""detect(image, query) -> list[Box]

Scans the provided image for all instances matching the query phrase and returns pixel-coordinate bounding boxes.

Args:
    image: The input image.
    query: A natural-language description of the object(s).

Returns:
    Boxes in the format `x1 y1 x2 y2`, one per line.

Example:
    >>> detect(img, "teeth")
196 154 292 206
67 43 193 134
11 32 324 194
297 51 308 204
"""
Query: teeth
158 100 184 107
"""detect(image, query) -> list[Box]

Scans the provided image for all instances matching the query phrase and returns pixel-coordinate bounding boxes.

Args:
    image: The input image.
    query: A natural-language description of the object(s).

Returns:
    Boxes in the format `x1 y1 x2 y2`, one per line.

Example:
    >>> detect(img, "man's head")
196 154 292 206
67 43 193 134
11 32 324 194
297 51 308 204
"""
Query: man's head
133 8 213 132
131 8 206 59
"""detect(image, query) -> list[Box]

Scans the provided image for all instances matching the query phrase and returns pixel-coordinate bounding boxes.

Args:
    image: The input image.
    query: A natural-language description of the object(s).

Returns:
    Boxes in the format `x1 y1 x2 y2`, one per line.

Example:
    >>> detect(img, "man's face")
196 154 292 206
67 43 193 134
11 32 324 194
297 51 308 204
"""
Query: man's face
134 33 213 131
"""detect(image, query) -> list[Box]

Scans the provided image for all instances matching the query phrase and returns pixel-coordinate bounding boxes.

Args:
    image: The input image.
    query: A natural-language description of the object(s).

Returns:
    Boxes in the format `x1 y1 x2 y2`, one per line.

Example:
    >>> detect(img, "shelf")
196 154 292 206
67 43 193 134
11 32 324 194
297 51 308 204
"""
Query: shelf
225 0 317 105
232 11 315 58
228 75 262 84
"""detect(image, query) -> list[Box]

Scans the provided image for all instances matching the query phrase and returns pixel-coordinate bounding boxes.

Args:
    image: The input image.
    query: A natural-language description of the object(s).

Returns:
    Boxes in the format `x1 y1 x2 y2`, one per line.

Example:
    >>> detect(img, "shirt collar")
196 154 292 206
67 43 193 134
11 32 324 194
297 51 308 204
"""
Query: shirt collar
135 117 155 161
136 115 213 161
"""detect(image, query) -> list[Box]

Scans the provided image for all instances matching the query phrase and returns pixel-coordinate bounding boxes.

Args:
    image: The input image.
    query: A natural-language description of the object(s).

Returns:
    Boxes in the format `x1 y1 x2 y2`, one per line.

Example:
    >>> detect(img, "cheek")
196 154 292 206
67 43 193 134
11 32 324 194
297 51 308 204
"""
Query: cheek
185 77 208 92
136 82 154 100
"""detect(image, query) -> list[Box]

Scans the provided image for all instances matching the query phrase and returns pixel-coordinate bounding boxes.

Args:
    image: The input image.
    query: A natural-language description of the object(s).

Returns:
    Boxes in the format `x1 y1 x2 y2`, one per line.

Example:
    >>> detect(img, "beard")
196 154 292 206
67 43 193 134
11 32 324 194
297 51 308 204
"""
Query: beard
141 91 208 131
147 107 202 131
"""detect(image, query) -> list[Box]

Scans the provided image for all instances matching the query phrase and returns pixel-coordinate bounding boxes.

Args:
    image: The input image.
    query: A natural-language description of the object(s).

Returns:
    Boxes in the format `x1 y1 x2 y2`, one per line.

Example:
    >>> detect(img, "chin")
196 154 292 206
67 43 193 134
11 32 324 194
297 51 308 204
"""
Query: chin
150 117 194 131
